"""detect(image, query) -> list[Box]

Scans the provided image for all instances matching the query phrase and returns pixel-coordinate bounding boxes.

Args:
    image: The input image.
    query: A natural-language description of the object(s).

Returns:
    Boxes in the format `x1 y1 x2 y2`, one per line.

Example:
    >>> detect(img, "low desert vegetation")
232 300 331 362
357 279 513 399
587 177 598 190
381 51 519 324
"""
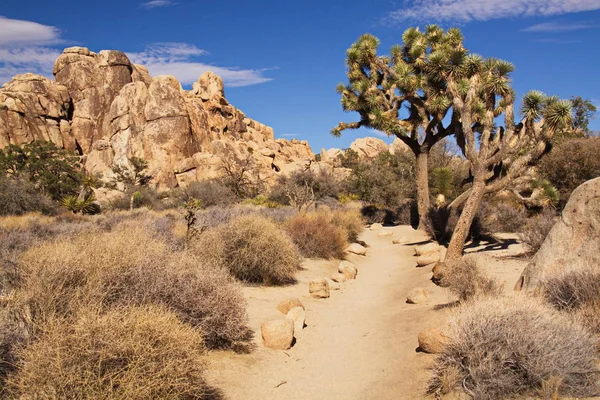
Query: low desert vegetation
440 257 503 302
192 214 301 285
429 296 600 399
13 222 249 349
7 306 211 399
519 208 558 255
542 267 600 336
284 212 349 259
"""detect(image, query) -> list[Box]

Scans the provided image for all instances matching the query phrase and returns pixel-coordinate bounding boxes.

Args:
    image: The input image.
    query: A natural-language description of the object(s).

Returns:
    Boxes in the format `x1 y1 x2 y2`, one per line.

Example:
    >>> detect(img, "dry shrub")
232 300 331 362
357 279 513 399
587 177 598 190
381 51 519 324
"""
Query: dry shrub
193 215 300 285
7 306 211 399
428 296 600 399
328 208 364 242
543 267 600 336
15 222 250 349
440 257 503 302
520 209 557 254
284 212 348 259
478 200 528 233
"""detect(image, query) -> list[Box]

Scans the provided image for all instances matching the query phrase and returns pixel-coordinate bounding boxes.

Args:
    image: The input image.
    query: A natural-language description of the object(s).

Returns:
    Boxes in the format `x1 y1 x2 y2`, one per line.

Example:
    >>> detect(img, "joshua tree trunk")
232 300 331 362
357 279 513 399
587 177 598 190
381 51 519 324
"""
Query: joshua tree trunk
445 177 486 260
415 151 430 230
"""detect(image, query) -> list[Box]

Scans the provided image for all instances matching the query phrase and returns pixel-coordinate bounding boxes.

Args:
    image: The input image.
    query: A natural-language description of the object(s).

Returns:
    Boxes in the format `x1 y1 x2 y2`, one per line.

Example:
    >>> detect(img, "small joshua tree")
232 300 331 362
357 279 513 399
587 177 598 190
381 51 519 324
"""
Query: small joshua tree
110 156 152 210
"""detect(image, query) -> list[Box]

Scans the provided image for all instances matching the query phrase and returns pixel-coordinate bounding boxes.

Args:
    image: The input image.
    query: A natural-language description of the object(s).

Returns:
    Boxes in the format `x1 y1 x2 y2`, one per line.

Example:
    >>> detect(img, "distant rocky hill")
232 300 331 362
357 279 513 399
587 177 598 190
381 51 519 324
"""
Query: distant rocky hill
0 47 316 189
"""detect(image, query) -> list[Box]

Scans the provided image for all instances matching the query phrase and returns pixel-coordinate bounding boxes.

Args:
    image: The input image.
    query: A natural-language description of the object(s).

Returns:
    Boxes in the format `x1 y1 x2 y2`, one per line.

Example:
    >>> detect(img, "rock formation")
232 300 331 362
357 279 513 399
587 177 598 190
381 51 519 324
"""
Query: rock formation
516 177 600 292
0 47 315 190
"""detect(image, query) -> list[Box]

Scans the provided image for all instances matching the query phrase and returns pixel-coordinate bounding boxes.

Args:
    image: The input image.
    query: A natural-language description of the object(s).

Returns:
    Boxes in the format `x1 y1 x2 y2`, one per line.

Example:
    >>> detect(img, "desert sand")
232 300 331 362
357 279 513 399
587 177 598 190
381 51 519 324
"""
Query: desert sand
206 225 527 400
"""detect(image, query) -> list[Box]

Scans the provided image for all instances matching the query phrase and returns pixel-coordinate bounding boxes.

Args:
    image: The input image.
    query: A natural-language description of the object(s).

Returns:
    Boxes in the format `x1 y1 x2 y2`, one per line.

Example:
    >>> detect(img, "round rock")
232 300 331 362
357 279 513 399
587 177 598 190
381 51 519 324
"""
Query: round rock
277 298 304 314
261 318 295 350
406 287 427 304
418 328 448 354
309 279 330 298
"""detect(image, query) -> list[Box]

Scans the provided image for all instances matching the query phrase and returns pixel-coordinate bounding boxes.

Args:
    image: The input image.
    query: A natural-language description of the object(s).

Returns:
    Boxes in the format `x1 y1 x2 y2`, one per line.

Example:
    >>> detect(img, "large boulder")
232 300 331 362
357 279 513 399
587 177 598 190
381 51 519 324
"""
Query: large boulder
516 177 600 292
350 137 389 159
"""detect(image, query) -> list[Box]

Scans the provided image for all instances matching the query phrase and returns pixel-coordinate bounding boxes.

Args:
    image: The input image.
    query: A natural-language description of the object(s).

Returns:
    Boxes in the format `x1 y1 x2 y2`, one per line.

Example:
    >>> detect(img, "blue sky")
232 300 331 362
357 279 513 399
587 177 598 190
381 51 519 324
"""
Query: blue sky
1 0 600 151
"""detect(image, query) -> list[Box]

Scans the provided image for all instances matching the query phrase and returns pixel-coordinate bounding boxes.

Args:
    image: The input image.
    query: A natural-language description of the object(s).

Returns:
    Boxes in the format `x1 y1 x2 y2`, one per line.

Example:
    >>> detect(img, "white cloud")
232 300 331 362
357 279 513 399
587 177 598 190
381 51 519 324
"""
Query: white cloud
141 1 175 9
0 17 64 84
128 43 274 87
522 21 600 32
279 133 299 138
388 0 600 23
0 16 62 46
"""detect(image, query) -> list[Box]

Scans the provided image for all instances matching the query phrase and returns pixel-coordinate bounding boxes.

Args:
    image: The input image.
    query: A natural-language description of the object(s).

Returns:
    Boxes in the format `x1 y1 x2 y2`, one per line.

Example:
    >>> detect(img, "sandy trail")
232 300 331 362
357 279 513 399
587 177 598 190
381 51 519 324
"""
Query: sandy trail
206 225 525 400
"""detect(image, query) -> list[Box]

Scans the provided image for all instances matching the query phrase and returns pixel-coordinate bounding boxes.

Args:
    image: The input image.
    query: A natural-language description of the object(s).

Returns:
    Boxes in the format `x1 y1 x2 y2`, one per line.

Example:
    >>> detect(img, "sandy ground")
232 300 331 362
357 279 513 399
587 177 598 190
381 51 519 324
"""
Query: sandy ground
205 225 528 400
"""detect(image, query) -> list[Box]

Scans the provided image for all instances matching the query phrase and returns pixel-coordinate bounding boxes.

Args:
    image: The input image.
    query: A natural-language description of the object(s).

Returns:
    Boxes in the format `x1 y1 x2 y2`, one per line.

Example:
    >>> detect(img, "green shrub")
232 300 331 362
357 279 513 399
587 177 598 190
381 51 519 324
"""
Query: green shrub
0 141 82 201
7 306 210 399
193 215 301 284
428 296 600 399
284 212 348 259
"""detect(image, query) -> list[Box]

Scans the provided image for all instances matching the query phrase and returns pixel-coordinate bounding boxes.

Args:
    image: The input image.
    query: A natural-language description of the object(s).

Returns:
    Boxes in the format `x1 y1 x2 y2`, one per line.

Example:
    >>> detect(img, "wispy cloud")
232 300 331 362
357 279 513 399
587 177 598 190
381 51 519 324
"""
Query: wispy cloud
523 21 600 32
0 16 63 46
140 0 175 9
533 38 582 43
279 133 299 138
0 17 64 84
128 42 274 87
388 0 600 23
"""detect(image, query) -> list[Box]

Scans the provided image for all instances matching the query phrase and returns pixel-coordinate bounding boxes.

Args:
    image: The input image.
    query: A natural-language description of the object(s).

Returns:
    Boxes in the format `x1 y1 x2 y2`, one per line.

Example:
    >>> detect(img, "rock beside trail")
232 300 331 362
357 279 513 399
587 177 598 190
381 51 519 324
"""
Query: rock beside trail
393 236 408 245
338 261 358 280
406 287 427 304
416 251 441 267
277 298 304 314
286 306 306 335
517 177 600 292
309 279 330 298
346 243 367 256
431 262 448 286
370 223 383 231
261 318 295 350
331 273 347 283
418 328 448 354
326 278 341 291
414 243 441 256
377 231 393 237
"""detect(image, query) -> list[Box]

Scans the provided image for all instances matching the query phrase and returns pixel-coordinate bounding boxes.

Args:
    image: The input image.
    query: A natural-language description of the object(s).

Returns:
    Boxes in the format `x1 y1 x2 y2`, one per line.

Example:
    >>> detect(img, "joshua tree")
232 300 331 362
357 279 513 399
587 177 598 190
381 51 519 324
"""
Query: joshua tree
110 156 152 210
333 27 463 228
334 25 571 258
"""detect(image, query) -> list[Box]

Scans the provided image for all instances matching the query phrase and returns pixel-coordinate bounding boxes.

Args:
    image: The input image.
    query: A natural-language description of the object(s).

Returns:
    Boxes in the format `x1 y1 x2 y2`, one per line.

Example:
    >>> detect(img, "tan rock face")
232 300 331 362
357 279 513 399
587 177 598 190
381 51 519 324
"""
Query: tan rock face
338 261 358 280
0 74 72 149
346 243 367 256
517 177 600 291
0 47 317 190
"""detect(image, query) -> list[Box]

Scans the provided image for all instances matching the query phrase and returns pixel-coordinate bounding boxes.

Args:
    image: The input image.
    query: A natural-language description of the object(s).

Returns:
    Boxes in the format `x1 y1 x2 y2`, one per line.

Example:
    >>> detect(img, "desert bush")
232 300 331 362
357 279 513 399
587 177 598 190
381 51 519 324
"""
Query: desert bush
7 306 211 399
538 138 600 210
542 267 600 335
440 257 503 302
0 176 57 216
329 208 364 242
283 212 348 259
477 199 528 233
14 223 250 349
193 215 301 284
428 296 600 399
520 209 557 254
185 180 237 207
